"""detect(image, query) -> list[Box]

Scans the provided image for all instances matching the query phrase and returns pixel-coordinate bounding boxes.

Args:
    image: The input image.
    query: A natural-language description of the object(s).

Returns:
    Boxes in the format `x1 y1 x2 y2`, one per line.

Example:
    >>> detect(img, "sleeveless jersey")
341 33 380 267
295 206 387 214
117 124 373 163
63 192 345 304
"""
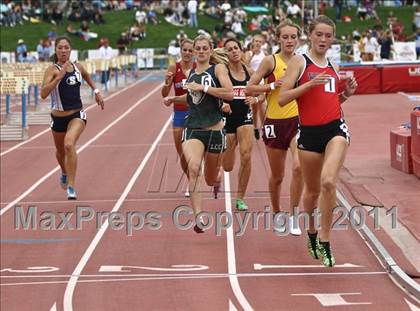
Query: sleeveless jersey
265 54 298 120
297 54 341 126
172 61 189 111
51 62 82 111
250 50 265 71
185 64 223 129
227 64 251 118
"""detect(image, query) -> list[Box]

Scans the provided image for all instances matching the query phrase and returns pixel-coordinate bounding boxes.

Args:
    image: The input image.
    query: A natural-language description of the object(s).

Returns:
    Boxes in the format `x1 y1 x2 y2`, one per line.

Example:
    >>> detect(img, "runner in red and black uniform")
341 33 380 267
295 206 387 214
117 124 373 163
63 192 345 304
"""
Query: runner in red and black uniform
278 15 358 267
162 39 194 196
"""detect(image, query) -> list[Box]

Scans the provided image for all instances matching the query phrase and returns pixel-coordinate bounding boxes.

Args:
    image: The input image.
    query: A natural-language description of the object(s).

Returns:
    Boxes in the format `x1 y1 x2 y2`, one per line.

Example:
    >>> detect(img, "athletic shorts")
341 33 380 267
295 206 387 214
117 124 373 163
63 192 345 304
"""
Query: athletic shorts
50 110 87 133
224 111 253 134
297 118 350 154
173 110 188 128
262 116 299 150
182 128 226 154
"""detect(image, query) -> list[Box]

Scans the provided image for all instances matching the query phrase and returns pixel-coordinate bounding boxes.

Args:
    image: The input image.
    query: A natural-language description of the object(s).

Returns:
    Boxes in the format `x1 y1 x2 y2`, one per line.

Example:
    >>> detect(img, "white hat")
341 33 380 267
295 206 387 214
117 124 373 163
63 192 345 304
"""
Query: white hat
18 39 24 44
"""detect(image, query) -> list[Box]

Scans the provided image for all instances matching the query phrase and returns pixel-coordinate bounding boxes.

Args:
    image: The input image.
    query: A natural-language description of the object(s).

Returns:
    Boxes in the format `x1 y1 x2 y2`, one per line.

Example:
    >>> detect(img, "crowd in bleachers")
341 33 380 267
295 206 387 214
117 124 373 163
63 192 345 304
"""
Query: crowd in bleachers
4 0 420 63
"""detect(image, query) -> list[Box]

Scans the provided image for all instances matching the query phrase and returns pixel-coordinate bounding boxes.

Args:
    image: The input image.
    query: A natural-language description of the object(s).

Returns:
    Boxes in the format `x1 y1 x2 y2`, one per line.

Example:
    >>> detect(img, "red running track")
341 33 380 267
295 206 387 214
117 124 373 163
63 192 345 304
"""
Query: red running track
1 73 419 311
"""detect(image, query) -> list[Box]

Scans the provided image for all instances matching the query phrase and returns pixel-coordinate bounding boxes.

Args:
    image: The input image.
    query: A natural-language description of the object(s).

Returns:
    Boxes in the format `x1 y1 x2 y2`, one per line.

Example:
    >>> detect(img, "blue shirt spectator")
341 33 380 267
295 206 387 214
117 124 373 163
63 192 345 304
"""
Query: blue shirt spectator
16 39 27 62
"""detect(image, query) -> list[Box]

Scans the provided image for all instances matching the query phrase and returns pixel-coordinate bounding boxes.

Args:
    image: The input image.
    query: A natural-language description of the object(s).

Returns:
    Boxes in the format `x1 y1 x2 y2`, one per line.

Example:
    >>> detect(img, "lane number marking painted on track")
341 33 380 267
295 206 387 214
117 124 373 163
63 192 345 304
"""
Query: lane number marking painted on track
253 263 363 270
98 264 208 272
0 266 59 273
292 293 371 306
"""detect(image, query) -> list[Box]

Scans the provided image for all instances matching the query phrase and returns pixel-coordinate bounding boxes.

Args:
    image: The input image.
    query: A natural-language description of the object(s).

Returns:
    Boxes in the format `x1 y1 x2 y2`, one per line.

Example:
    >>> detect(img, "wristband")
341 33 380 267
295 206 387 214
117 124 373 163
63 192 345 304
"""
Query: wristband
270 82 275 90
94 88 100 94
341 92 349 99
203 85 209 93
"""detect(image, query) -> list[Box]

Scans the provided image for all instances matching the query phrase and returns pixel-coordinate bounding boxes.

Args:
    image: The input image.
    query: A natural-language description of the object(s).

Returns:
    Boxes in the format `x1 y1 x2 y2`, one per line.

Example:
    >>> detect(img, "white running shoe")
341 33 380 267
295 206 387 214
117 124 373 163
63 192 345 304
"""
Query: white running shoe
289 215 302 236
185 187 190 197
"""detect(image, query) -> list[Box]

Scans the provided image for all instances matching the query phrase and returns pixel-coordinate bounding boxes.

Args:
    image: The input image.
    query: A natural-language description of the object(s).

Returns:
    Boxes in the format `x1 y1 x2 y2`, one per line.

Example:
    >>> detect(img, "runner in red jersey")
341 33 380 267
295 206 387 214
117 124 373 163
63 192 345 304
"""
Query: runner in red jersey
162 39 194 196
278 15 358 267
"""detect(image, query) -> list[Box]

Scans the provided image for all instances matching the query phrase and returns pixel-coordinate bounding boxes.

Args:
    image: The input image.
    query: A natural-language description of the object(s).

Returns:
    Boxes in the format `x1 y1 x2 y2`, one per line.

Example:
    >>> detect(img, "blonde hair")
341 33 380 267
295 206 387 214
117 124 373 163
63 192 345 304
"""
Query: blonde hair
276 19 301 37
181 38 194 48
210 48 228 65
308 15 336 35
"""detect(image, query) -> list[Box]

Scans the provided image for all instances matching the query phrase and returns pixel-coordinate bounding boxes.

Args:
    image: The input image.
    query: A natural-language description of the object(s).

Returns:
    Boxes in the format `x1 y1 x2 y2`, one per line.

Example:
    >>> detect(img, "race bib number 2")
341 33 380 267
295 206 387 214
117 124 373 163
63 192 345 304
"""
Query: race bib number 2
264 125 276 138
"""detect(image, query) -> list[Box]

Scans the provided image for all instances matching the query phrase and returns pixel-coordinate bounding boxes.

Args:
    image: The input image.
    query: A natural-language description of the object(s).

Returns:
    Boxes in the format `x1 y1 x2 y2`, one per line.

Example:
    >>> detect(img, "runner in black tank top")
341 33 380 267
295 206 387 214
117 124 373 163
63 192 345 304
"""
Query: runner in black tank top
222 38 256 211
41 36 104 200
164 35 233 233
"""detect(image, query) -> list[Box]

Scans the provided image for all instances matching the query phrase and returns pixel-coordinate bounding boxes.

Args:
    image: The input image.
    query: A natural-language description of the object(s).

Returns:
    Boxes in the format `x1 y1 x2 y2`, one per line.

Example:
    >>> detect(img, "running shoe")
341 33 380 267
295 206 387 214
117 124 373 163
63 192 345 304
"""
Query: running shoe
185 186 190 197
67 186 77 200
307 232 320 259
289 215 302 236
318 241 335 267
236 198 248 211
60 173 68 189
213 185 220 199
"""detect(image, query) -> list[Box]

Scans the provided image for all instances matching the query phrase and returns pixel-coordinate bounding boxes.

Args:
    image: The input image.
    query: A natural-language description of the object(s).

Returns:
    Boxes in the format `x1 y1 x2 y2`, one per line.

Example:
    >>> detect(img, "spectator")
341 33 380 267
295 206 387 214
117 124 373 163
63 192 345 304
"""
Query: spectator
80 20 98 41
356 3 368 20
116 32 130 54
295 35 309 55
147 8 158 25
361 31 379 61
232 20 246 37
167 40 180 66
135 8 146 24
273 6 286 24
220 0 231 12
379 30 393 60
93 8 105 24
335 0 343 21
287 3 301 19
188 0 198 28
51 6 63 25
413 7 420 32
98 38 113 90
16 39 27 62
37 38 52 62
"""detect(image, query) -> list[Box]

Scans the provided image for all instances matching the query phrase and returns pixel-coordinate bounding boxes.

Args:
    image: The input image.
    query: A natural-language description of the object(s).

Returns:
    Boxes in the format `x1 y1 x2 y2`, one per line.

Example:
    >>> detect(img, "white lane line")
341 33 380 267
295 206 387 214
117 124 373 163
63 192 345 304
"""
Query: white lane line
0 195 273 206
49 302 57 311
224 171 254 311
229 299 239 311
0 82 163 217
0 73 153 157
405 298 420 311
62 116 172 311
1 272 388 286
254 263 364 270
1 271 387 279
1 142 174 151
398 92 420 101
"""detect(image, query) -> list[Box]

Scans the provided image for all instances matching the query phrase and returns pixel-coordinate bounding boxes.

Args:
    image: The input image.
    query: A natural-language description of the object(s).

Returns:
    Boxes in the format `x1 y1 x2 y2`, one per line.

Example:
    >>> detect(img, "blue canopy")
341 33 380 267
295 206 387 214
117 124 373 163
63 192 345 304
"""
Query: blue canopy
242 6 269 13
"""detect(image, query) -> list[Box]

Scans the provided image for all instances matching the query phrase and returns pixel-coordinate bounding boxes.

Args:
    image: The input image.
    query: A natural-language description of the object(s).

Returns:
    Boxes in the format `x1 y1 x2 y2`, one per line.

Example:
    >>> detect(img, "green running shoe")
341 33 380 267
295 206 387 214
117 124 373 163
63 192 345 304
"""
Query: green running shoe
307 232 320 259
236 198 248 211
318 241 335 268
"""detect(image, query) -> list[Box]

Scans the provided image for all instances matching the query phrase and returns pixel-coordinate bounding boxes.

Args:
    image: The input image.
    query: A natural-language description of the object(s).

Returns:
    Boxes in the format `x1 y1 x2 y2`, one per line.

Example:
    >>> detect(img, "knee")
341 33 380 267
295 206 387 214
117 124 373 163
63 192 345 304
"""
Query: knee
240 150 251 165
292 163 302 179
188 162 201 179
321 177 336 194
64 141 75 154
270 174 284 186
305 190 320 202
223 163 234 172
